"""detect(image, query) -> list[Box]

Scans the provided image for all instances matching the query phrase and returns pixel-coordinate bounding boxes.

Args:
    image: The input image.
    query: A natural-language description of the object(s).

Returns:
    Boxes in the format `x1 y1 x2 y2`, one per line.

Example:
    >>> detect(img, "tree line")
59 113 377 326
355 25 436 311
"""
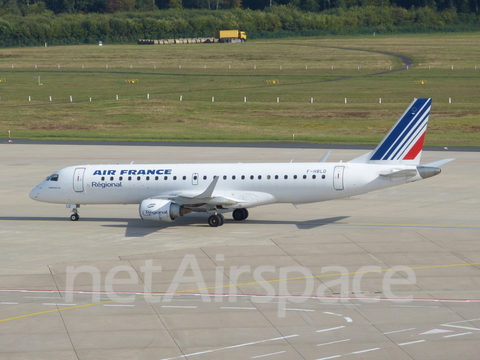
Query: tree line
1 0 479 15
0 5 479 47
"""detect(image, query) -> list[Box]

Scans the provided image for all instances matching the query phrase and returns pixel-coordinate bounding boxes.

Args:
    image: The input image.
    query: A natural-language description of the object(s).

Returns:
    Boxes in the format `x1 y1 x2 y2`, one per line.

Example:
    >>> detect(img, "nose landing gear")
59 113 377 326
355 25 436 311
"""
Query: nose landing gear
67 204 80 221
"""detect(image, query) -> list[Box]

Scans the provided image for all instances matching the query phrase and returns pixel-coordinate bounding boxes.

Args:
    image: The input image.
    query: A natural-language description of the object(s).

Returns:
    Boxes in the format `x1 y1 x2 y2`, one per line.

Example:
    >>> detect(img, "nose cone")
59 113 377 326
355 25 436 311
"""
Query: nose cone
29 184 43 201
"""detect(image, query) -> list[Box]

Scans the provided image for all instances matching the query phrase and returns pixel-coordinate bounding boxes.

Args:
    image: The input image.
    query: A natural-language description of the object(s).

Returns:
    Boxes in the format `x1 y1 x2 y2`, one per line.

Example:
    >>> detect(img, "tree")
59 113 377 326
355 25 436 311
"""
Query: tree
168 0 182 7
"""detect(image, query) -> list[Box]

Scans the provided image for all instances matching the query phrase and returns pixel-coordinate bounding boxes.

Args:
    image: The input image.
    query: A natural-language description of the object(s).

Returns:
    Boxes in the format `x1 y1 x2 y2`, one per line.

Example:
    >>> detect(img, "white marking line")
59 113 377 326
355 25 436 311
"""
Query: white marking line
220 307 257 310
0 302 19 305
316 326 345 333
399 340 426 346
352 348 380 354
284 308 315 312
161 306 197 309
444 332 472 338
442 324 480 332
251 351 286 358
444 318 480 325
160 334 299 360
103 304 135 307
324 312 342 316
344 317 353 323
315 355 342 360
42 303 77 306
317 339 351 347
384 327 416 335
392 305 439 308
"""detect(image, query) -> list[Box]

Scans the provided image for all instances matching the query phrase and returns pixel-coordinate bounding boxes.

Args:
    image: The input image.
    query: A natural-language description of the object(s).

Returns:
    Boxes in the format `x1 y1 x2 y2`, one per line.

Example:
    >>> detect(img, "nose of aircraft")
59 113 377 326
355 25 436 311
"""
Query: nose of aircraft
29 185 40 200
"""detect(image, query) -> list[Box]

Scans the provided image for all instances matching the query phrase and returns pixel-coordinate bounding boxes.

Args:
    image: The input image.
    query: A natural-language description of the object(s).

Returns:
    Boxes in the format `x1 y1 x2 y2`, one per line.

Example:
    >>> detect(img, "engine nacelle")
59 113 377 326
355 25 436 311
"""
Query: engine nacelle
139 199 191 222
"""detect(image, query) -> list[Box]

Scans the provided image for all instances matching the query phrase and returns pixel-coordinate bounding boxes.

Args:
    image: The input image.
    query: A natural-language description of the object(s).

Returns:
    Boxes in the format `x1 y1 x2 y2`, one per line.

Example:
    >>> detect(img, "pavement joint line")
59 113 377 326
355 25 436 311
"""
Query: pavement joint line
1 261 480 324
159 334 300 360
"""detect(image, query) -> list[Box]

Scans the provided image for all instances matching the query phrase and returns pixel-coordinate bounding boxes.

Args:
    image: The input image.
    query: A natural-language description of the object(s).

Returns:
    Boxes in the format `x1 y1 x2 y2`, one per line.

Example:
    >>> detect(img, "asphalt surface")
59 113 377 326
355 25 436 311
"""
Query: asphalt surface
0 143 479 360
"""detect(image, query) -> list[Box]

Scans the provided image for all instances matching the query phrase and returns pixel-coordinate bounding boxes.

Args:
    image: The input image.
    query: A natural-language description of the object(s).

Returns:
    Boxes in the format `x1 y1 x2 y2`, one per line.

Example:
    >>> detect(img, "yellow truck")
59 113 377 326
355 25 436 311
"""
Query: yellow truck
215 30 247 43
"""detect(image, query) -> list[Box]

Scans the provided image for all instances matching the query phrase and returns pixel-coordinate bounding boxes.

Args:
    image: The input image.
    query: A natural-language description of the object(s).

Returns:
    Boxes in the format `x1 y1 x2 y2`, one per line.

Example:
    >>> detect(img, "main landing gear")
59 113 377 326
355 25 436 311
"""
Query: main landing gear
232 208 249 221
208 213 225 227
207 209 249 227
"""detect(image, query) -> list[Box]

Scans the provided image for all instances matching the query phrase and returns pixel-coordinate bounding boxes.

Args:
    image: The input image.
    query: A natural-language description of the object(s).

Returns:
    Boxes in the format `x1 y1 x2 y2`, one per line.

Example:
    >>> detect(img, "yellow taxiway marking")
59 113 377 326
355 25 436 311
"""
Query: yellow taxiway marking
1 262 480 324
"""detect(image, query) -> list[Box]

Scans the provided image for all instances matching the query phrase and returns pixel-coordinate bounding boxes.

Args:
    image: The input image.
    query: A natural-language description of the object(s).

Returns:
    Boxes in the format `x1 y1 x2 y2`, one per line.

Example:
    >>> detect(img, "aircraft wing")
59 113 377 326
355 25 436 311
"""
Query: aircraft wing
151 176 276 208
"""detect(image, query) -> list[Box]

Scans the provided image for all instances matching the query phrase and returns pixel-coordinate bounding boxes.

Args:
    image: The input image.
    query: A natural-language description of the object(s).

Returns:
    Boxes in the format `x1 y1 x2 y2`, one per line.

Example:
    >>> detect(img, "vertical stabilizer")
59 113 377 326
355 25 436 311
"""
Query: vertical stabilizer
349 98 432 165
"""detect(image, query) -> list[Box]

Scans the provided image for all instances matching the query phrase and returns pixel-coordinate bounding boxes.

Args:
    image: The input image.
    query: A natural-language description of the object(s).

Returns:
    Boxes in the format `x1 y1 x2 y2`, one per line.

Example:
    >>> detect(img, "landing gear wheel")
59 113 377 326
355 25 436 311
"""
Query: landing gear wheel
232 208 249 221
70 213 79 221
208 214 223 227
218 214 225 226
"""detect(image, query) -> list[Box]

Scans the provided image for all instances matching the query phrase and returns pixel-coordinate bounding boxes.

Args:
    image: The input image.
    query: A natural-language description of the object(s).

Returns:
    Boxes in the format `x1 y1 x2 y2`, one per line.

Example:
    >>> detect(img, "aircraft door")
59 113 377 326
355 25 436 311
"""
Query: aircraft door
333 166 344 190
73 168 86 192
192 173 199 185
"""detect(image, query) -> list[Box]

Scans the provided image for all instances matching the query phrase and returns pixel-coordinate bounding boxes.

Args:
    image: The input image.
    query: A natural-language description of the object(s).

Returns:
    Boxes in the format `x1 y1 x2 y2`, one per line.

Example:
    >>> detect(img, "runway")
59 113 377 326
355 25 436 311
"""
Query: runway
0 142 479 359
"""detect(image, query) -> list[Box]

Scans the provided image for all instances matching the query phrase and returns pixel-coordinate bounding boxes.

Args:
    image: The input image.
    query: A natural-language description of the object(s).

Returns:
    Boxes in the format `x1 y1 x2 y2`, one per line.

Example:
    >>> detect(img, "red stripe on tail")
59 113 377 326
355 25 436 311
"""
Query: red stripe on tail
404 132 426 160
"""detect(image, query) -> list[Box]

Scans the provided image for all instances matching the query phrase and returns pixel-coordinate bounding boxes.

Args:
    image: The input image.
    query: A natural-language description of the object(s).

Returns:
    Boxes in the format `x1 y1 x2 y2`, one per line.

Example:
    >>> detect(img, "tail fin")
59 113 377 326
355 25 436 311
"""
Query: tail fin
350 98 432 165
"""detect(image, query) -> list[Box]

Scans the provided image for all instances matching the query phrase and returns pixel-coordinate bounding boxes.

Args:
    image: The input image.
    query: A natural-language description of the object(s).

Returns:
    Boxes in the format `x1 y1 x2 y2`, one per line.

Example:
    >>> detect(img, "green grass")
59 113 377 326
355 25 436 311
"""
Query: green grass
0 33 479 146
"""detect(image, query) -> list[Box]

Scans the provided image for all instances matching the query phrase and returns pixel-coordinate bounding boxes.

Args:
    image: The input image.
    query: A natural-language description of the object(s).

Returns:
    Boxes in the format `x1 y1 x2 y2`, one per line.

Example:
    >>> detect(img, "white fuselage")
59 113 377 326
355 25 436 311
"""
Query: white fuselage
29 162 421 208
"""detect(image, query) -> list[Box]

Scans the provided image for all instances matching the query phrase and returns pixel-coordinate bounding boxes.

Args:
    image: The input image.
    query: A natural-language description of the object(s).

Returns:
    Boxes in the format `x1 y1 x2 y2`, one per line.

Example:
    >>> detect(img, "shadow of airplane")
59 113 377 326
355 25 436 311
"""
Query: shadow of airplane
0 215 349 238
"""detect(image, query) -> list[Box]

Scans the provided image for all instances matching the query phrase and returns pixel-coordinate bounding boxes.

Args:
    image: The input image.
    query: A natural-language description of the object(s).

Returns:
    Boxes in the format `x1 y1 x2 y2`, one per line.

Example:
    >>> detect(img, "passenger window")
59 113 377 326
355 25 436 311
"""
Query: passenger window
232 175 236 180
183 176 186 180
173 176 177 180
275 175 279 179
194 175 198 180
203 175 207 180
146 176 150 181
128 176 132 181
119 176 123 181
241 175 245 180
284 175 288 179
312 175 316 179
322 175 326 179
155 176 158 180
267 175 271 180
223 175 227 180
137 176 141 181
164 176 168 180
101 176 105 181
110 176 114 181
250 175 254 180
258 175 262 180
293 175 297 179
303 175 307 179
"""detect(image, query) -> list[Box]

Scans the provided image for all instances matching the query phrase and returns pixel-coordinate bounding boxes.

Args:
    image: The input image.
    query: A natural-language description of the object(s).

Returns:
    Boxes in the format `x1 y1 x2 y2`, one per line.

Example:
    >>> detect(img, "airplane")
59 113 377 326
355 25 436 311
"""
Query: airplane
30 98 453 227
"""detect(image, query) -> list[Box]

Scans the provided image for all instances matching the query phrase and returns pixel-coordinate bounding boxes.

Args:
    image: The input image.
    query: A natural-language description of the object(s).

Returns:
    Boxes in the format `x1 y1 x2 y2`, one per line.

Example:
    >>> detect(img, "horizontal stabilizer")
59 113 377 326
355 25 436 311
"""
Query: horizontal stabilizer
421 158 455 167
379 169 418 179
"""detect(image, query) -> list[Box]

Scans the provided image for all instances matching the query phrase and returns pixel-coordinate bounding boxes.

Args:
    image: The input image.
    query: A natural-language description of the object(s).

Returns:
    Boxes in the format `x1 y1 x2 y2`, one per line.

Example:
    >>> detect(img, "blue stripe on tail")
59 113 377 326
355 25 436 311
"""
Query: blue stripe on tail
370 98 431 161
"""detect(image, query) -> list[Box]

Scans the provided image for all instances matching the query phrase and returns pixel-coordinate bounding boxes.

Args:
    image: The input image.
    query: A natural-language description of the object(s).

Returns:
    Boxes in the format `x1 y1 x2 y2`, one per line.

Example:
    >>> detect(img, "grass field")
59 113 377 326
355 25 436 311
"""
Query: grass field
0 32 479 146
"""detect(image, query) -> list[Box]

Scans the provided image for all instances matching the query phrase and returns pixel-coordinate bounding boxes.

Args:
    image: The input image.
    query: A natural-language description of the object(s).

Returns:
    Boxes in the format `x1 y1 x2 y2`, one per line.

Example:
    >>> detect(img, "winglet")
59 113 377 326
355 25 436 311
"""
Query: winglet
319 151 331 163
194 176 219 199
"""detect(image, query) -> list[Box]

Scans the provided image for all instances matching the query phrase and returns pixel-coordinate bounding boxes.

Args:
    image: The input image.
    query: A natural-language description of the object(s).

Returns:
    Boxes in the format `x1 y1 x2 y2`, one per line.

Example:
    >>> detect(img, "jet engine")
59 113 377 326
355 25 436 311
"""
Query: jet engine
139 199 191 222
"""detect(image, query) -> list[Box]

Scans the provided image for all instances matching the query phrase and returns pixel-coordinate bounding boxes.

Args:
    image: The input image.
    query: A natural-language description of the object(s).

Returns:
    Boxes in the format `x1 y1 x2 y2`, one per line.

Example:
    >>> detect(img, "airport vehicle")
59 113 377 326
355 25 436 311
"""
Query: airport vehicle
30 98 453 227
215 30 247 43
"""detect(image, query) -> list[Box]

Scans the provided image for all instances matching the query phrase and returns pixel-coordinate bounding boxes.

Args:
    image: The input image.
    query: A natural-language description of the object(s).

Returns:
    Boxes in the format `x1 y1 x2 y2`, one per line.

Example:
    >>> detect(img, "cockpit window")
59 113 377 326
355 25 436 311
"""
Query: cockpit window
46 174 59 181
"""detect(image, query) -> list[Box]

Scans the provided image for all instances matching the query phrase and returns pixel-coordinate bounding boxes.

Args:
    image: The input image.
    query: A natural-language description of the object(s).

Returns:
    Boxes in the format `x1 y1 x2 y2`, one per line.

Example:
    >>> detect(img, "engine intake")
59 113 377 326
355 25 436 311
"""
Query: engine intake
139 199 191 222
